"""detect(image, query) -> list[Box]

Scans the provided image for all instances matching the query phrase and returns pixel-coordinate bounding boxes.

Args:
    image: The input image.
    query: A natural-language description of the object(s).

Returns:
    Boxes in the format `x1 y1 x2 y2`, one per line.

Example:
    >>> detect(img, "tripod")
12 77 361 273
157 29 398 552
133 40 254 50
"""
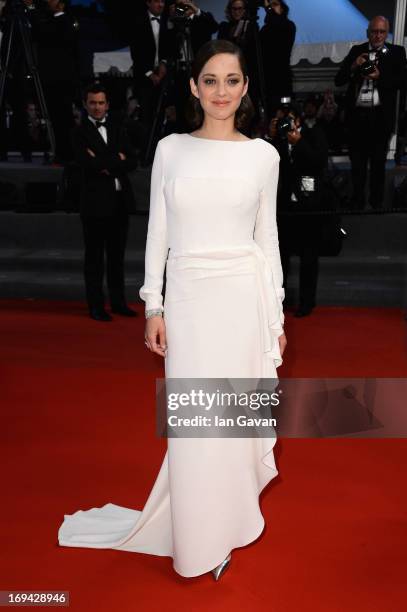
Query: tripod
0 0 55 161
144 16 194 164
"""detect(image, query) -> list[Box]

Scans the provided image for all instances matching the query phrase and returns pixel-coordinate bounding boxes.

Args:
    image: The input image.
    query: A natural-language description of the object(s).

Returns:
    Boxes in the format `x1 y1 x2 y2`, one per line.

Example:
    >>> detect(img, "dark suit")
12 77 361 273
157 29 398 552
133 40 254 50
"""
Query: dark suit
260 10 296 117
28 8 79 162
335 42 407 208
185 10 219 57
130 11 170 129
217 19 258 110
273 123 329 312
72 116 138 311
167 9 218 130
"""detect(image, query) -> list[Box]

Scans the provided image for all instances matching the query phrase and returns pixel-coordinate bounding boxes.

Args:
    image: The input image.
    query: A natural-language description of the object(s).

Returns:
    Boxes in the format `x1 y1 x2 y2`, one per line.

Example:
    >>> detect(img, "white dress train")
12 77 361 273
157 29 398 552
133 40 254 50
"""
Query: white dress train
58 133 285 578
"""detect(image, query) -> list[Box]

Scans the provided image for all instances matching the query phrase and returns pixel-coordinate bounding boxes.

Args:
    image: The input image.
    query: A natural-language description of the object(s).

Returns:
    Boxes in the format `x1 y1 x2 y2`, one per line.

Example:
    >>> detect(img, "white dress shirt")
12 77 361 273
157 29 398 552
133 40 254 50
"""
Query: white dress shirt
146 11 161 77
88 115 121 191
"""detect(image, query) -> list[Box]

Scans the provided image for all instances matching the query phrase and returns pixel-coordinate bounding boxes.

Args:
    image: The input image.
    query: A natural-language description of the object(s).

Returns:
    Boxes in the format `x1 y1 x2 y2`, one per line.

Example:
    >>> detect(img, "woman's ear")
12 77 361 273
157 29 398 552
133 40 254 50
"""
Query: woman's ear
243 77 249 98
190 77 199 99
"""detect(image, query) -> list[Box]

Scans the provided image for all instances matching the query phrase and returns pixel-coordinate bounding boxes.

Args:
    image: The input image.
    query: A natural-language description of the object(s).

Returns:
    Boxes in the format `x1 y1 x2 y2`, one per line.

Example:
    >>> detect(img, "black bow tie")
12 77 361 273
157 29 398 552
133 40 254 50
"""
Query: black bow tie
151 16 160 22
95 121 106 129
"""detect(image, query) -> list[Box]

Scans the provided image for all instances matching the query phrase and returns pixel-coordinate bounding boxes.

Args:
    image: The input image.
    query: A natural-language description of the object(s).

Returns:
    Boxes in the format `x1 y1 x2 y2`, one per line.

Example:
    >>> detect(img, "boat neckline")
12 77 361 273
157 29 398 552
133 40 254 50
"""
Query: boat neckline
184 133 260 143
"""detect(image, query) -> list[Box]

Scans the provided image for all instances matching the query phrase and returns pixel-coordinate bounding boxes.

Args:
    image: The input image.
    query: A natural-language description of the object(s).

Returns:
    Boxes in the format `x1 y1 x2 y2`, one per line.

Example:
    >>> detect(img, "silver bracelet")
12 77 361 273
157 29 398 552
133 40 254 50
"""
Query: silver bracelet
145 308 163 319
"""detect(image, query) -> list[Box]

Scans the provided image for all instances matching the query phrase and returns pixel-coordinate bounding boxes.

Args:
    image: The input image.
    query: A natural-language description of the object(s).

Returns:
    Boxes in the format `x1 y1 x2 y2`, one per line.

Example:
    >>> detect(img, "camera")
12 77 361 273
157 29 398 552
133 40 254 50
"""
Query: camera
174 2 190 17
276 97 295 139
277 116 295 139
360 47 388 77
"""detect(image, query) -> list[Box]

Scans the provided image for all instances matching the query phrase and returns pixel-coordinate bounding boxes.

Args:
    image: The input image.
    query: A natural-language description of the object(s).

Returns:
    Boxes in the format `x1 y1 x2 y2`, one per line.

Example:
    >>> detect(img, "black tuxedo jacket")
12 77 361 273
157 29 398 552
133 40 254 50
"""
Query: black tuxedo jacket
188 11 219 56
335 42 407 131
130 12 170 81
72 116 138 217
260 11 296 93
28 10 79 84
167 11 218 60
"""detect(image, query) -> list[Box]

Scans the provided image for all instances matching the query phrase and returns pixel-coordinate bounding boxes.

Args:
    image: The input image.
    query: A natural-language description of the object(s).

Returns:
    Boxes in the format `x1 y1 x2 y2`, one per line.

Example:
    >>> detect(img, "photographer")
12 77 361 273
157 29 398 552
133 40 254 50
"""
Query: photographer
168 1 218 59
260 0 296 118
24 0 79 164
218 1 258 112
167 1 218 130
335 16 407 209
269 102 328 317
218 1 251 49
129 0 171 134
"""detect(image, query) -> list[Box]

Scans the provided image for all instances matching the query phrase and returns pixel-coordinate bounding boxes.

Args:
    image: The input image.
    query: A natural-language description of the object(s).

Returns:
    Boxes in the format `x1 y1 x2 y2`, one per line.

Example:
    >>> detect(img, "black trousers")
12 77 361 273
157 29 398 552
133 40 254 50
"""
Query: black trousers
281 247 319 311
279 216 320 311
348 107 392 208
81 195 129 311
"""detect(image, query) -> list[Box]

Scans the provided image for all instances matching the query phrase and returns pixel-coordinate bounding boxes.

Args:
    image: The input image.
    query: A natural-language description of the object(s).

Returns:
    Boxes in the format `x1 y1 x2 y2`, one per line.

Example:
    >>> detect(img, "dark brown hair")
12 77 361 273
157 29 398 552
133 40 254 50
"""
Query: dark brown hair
185 39 254 131
83 82 109 103
225 0 248 21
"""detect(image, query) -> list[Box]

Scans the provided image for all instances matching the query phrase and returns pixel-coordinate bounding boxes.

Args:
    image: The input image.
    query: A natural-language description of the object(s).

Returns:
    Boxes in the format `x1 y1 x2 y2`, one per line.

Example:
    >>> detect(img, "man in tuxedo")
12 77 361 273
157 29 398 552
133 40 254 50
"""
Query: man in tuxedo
167 0 218 130
335 16 407 209
168 0 218 58
73 83 138 322
25 0 79 163
130 0 170 133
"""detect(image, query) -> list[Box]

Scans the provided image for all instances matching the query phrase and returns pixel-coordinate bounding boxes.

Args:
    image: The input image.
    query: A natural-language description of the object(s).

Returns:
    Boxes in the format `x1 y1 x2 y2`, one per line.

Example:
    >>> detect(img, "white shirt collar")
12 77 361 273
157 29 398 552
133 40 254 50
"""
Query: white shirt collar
54 12 65 17
148 11 160 20
369 43 385 52
88 114 108 126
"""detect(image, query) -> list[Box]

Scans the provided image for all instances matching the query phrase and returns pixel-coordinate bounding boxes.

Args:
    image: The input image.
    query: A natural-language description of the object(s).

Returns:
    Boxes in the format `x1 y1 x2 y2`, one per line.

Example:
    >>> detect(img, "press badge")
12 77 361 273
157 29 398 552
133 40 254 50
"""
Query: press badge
301 176 315 192
359 86 374 106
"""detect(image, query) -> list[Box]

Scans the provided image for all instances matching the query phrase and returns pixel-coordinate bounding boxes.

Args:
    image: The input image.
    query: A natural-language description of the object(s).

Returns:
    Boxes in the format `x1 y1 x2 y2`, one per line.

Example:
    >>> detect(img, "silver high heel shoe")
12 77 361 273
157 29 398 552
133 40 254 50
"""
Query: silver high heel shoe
211 553 232 581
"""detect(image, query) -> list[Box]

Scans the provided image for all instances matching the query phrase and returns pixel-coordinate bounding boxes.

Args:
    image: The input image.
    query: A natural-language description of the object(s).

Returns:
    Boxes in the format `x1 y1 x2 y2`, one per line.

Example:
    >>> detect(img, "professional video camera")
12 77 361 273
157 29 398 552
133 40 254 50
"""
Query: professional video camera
170 1 194 28
173 2 190 17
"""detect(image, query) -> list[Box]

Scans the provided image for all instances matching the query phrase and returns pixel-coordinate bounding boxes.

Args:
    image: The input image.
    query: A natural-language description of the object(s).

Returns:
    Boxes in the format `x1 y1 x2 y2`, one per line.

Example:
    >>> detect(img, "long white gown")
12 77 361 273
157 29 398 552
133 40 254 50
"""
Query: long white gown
58 133 285 578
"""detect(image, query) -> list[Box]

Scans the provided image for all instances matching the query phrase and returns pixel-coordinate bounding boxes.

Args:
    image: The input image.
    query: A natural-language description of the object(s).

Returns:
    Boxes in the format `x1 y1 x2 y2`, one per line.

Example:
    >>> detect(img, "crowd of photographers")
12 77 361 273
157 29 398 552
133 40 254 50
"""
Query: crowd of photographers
0 0 298 161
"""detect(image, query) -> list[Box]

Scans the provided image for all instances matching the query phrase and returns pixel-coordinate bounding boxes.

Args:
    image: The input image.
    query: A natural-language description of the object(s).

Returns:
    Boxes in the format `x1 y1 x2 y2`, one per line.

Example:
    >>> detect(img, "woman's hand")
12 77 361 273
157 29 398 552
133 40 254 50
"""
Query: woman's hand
145 316 167 357
278 332 287 356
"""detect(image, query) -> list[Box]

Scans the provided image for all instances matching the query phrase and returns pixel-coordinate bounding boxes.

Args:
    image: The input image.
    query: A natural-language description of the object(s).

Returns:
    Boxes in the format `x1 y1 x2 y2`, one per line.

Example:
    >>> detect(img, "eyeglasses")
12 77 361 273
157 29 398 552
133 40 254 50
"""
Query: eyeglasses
369 29 387 35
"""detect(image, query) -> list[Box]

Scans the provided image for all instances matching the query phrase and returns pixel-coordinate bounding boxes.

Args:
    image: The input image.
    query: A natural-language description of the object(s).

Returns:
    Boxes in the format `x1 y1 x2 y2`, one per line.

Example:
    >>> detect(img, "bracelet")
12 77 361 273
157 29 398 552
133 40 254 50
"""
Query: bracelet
145 308 163 319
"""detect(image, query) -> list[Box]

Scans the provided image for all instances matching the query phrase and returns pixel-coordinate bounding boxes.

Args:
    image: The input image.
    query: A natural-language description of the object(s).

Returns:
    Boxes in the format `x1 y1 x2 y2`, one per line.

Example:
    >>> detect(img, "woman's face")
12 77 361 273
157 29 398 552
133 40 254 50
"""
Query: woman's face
230 1 246 20
270 1 283 15
190 53 248 123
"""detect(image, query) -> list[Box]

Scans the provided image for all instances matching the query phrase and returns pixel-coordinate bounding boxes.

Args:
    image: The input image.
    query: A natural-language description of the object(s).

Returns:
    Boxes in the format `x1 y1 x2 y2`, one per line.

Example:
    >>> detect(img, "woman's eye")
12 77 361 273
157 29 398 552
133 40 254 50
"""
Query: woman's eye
203 79 241 85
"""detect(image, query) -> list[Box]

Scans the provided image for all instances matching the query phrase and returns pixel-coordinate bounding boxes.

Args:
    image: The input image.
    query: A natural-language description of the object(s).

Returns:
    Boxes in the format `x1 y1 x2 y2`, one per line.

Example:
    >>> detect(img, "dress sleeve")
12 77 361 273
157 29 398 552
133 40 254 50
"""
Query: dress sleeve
254 149 285 327
139 141 168 312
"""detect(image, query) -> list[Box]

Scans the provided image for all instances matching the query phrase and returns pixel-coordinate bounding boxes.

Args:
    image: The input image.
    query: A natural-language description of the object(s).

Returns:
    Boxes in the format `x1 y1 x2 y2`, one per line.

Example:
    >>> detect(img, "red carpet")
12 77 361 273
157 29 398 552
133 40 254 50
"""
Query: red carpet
1 300 406 612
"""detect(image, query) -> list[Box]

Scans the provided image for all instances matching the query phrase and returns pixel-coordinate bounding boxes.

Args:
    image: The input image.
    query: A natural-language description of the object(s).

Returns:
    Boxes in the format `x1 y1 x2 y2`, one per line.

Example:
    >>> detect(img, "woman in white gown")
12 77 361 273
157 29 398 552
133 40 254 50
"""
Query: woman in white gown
58 40 287 580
